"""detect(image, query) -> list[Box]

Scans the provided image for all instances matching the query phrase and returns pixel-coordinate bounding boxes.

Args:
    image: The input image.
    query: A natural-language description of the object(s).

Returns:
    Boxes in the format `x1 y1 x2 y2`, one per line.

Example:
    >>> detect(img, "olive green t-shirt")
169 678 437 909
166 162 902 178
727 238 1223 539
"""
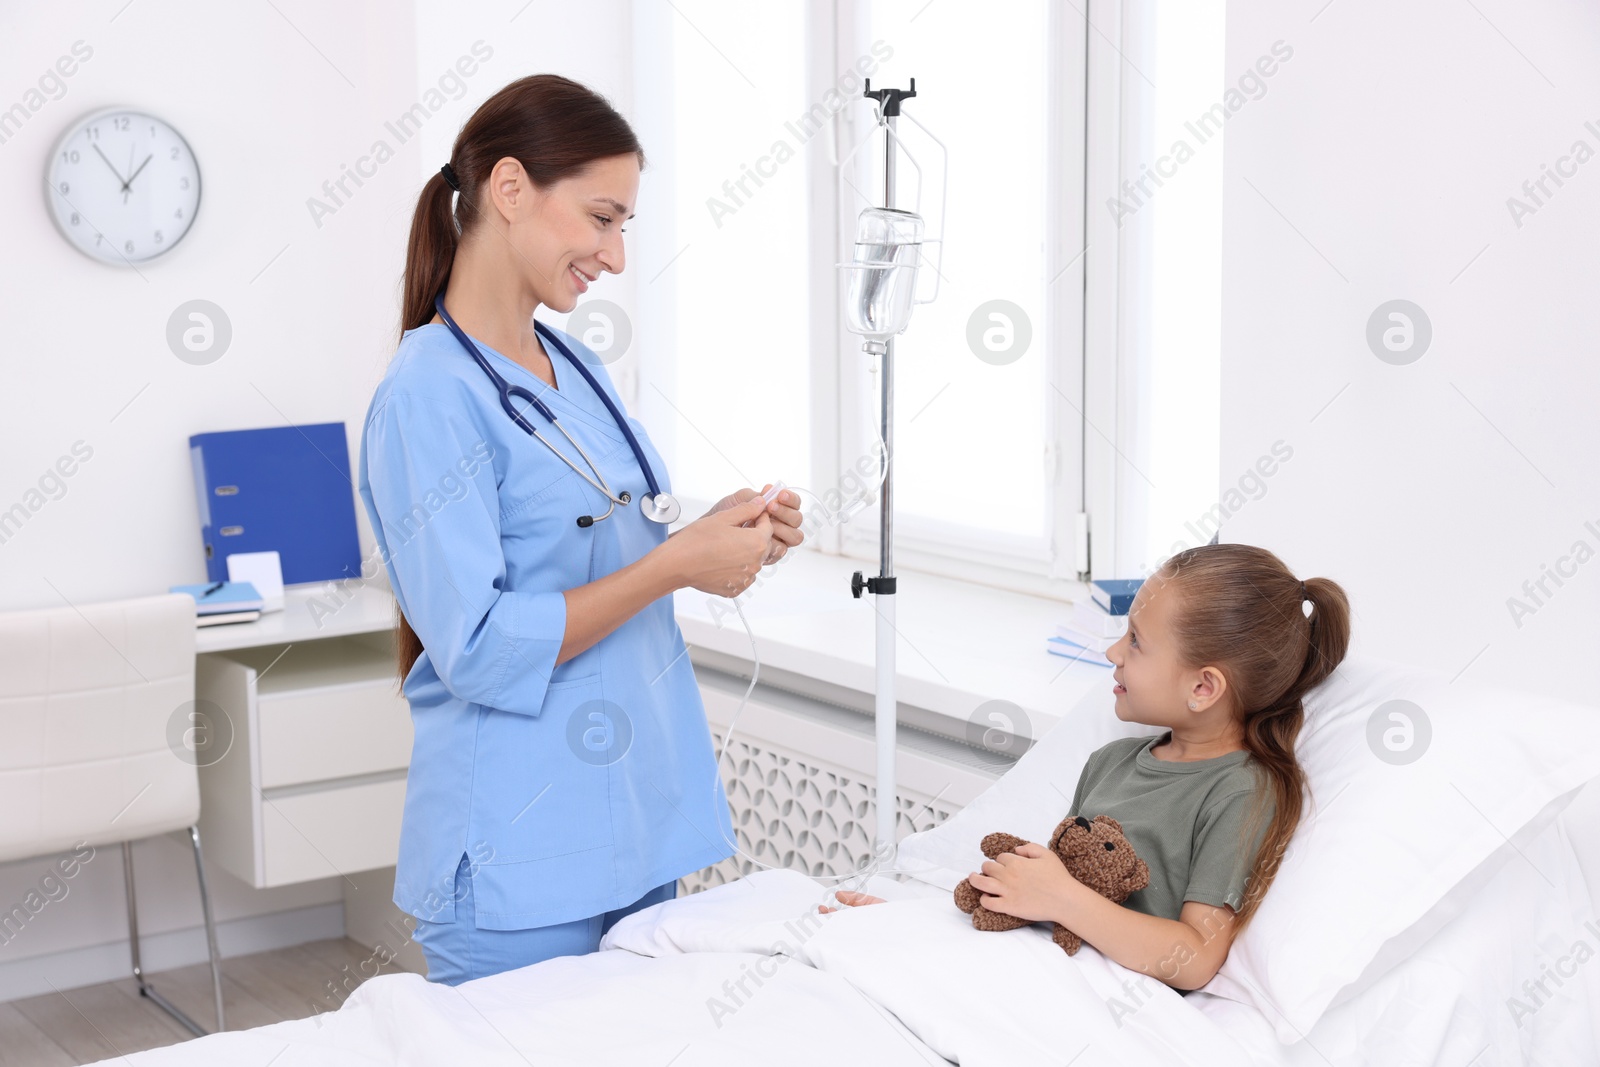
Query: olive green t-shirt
1070 731 1274 924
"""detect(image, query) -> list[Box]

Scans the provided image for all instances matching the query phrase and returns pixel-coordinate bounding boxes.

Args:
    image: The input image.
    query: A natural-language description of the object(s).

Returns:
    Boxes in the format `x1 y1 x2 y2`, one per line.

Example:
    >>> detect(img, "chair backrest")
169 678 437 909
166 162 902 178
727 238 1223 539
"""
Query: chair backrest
0 593 198 863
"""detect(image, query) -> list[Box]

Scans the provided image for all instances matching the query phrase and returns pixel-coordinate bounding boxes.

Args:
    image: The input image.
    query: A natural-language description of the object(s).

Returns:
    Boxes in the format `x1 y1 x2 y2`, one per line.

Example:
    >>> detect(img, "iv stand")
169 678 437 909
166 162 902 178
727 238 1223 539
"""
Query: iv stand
848 79 918 868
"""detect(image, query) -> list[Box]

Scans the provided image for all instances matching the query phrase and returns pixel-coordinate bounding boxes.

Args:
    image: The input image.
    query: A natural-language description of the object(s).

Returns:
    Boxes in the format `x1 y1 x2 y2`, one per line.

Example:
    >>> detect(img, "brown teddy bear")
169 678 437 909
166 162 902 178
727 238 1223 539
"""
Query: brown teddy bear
953 814 1149 955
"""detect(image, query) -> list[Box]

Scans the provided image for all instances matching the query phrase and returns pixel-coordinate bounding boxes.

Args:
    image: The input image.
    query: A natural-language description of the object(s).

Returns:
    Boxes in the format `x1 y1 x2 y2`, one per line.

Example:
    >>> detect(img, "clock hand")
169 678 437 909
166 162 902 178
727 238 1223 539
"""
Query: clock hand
123 143 137 204
125 154 152 185
92 144 130 193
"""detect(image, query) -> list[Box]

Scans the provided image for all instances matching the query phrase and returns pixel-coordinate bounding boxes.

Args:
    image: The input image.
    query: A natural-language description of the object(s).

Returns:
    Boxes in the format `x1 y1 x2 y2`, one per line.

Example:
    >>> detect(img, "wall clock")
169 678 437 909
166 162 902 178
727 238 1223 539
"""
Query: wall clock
46 107 201 265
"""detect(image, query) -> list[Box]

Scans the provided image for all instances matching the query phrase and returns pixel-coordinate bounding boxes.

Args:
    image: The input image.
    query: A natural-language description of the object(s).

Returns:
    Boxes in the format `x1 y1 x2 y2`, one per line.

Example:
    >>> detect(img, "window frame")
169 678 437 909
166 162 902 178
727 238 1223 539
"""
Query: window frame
826 0 1092 599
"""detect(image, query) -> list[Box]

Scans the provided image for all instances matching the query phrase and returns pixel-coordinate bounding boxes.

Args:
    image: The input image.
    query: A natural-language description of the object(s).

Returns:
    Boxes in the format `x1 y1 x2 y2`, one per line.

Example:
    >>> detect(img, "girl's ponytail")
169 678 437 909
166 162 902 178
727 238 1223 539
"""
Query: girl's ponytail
1159 545 1352 931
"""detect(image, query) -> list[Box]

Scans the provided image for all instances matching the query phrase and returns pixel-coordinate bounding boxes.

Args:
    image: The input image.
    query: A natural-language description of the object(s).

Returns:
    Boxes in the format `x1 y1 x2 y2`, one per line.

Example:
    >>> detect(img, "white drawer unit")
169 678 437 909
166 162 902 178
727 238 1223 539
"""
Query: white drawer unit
194 630 413 889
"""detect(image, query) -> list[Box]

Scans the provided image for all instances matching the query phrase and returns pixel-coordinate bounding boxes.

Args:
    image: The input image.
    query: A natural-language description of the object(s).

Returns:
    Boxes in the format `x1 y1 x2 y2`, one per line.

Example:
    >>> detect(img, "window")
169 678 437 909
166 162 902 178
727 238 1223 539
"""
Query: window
840 0 1083 590
631 0 1224 594
632 1 814 509
1088 0 1226 579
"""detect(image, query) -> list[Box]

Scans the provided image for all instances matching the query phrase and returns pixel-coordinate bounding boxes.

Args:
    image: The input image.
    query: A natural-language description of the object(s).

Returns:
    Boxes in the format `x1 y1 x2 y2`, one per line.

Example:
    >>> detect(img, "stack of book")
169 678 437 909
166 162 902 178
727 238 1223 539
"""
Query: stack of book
171 580 264 627
1046 579 1143 667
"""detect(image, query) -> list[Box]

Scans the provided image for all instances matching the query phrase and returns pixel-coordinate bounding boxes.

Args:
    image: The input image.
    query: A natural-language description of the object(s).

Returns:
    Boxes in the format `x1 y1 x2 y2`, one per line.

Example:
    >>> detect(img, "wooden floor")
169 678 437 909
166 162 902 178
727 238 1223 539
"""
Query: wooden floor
0 938 405 1065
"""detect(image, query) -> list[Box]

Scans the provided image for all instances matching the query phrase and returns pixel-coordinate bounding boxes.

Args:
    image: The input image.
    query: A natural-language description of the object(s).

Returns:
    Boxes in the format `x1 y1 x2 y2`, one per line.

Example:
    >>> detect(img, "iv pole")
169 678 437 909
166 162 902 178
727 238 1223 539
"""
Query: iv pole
848 79 918 867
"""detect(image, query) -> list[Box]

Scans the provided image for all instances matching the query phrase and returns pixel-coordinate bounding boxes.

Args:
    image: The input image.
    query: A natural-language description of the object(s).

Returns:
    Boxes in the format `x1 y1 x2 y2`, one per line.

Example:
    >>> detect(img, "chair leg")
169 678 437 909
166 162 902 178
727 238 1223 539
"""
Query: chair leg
123 833 225 1036
188 825 226 1033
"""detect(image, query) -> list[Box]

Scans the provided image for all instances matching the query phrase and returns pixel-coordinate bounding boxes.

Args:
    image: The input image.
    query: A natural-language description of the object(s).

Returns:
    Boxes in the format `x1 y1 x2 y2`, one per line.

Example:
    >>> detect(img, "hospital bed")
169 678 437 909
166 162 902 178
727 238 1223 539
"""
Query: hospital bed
89 656 1600 1066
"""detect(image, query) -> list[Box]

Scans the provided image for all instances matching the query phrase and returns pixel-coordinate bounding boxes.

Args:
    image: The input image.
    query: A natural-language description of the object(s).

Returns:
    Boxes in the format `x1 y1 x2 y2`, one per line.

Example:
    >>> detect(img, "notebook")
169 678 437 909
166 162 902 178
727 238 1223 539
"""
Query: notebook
171 580 263 615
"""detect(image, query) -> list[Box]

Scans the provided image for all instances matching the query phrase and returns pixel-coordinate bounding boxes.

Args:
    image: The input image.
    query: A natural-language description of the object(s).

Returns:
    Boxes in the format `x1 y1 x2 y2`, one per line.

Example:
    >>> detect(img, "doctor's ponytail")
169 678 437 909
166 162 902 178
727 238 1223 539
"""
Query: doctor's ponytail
393 74 646 684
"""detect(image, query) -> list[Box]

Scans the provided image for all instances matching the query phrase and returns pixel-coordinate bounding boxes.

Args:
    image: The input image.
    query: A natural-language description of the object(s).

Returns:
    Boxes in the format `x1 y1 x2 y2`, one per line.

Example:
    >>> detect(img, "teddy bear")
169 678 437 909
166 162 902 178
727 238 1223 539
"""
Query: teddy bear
953 813 1150 955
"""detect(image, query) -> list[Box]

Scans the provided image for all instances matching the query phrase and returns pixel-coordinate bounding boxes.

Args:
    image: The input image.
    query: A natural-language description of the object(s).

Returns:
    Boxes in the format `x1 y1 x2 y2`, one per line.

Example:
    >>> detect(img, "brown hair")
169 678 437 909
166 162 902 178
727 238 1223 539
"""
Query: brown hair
1154 543 1351 933
391 74 645 685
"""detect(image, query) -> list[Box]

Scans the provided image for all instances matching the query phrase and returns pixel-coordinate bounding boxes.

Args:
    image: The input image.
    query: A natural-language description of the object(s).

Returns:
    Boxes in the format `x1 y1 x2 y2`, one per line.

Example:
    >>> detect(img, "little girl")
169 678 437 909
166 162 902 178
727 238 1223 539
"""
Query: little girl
823 543 1350 993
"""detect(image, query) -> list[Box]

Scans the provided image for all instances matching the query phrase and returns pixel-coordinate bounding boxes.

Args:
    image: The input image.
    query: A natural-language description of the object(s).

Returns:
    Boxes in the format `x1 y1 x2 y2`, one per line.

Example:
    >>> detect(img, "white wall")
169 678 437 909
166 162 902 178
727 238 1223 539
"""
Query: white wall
0 0 632 998
1220 0 1600 706
1 0 414 609
414 0 640 404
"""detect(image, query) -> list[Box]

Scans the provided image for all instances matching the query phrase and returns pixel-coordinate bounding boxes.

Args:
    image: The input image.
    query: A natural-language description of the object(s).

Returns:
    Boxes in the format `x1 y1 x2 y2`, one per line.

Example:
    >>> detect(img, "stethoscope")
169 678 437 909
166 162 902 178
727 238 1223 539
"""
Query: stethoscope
435 294 681 527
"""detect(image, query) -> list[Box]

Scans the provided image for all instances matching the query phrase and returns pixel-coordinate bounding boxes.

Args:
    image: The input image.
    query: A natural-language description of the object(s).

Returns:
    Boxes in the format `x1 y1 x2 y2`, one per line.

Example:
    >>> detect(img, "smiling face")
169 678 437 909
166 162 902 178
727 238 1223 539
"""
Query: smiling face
1103 571 1233 729
486 152 640 313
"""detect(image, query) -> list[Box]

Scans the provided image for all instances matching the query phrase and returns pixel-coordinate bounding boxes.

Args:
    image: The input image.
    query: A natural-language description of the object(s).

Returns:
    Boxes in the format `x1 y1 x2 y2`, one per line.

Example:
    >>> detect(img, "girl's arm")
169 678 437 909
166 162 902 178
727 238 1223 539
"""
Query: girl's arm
968 844 1239 991
1049 877 1239 990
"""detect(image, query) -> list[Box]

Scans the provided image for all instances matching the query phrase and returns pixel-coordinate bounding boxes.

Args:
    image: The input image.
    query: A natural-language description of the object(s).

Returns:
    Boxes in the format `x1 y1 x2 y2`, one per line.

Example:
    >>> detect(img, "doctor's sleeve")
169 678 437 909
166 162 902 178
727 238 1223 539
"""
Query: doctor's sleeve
363 391 565 717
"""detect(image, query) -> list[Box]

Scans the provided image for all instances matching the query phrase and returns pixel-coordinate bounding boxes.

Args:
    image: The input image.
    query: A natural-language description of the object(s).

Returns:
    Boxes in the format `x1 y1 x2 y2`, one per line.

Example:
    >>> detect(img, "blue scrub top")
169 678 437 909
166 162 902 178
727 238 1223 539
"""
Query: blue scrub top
357 320 735 931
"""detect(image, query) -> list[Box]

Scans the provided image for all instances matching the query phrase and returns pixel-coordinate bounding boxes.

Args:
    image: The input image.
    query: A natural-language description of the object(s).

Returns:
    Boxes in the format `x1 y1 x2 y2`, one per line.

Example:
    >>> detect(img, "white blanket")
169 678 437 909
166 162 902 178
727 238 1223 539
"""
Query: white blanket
107 947 941 1066
100 853 1599 1067
600 867 1256 1065
104 869 1254 1067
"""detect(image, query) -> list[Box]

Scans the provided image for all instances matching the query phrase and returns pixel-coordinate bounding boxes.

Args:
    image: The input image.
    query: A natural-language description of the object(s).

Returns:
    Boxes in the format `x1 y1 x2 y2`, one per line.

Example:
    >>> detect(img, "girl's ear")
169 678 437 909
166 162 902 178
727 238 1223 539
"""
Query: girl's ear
1191 665 1228 708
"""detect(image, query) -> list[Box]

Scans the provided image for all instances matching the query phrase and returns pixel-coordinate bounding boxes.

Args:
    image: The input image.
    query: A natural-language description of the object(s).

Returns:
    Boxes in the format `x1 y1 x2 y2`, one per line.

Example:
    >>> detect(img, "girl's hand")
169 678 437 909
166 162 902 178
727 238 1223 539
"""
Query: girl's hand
965 841 1080 923
817 890 886 914
704 485 805 564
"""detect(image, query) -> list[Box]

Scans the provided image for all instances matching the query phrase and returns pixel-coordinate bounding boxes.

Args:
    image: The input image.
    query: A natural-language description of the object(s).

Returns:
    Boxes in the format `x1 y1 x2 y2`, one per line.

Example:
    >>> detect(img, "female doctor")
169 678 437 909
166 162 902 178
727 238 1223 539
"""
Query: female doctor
357 74 804 985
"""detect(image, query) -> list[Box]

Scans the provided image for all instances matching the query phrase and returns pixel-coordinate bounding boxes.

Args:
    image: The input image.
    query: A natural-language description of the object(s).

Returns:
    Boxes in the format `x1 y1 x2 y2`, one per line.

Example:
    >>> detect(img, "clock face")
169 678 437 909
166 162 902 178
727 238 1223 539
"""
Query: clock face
46 108 201 266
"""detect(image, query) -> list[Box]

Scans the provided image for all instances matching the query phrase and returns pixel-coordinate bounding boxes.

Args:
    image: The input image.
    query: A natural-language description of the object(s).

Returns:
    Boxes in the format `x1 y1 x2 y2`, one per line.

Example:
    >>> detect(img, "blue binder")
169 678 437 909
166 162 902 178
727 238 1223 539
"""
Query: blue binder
189 423 361 585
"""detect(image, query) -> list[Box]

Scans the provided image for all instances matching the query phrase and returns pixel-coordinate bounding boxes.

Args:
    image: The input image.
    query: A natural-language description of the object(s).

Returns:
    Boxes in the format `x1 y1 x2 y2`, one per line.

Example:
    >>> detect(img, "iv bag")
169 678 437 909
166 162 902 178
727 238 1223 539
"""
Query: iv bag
844 207 924 348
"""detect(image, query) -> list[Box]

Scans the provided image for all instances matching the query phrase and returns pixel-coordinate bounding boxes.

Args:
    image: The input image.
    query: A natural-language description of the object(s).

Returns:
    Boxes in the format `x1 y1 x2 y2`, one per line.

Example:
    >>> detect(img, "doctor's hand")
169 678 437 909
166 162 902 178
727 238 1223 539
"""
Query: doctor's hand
659 496 773 597
704 485 805 565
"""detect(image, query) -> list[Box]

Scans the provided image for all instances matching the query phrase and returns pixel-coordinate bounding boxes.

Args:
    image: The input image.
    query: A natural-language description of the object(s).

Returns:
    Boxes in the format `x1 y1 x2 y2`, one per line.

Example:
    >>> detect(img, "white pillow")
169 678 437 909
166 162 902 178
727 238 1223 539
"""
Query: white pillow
895 691 1163 889
894 654 1600 1044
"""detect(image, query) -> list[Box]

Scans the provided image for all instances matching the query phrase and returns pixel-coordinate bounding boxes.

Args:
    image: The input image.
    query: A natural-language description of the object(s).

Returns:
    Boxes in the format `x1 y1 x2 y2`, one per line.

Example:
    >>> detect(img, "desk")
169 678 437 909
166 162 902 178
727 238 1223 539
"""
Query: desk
196 578 398 653
193 581 411 890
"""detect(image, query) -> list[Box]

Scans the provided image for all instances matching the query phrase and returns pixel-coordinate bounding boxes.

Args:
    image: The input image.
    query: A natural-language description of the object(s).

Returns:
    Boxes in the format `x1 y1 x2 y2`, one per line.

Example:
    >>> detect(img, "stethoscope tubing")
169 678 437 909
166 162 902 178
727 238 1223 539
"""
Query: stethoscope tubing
433 295 667 522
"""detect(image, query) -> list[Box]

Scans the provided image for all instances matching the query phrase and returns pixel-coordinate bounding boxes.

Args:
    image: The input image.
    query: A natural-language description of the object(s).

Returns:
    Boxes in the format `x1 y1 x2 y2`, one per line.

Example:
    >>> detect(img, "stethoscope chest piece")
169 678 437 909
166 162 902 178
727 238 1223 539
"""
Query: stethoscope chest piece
640 492 681 524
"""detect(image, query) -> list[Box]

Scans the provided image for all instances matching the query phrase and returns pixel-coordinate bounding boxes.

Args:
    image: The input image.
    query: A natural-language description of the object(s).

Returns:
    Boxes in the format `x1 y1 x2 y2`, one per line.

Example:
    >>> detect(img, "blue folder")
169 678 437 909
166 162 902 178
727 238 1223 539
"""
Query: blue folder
189 423 361 585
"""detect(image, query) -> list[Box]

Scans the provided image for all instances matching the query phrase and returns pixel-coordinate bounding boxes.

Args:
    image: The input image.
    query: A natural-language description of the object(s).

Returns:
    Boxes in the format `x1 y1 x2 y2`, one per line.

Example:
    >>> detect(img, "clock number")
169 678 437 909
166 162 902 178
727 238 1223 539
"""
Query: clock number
61 149 79 164
124 239 134 254
86 126 98 141
170 146 179 160
58 181 69 195
154 230 164 244
174 207 183 219
113 116 129 131
69 212 79 226
179 177 189 190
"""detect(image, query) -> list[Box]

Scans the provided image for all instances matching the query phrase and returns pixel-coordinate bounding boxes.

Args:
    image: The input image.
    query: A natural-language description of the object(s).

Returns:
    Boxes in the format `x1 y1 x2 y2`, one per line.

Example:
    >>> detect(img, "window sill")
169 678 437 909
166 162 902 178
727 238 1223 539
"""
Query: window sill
672 547 1115 746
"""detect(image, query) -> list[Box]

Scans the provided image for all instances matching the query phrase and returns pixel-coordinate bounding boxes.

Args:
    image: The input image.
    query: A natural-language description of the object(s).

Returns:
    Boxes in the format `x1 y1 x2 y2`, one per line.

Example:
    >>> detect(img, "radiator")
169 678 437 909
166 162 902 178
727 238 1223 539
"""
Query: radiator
681 658 1013 896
